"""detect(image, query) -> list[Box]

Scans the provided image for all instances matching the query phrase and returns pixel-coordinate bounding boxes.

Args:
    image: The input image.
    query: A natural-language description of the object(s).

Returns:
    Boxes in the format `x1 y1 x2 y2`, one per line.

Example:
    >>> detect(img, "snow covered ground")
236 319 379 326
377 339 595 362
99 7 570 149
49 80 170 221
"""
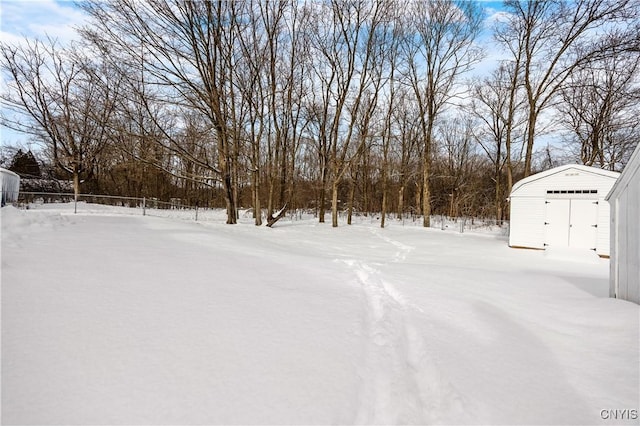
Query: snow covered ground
1 204 638 425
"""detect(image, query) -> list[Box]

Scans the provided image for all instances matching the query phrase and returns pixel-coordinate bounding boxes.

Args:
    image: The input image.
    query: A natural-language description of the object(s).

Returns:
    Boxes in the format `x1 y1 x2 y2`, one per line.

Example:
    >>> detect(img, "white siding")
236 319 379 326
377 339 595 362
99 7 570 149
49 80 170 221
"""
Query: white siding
510 165 619 256
608 148 640 304
596 198 611 256
509 197 545 249
628 176 640 303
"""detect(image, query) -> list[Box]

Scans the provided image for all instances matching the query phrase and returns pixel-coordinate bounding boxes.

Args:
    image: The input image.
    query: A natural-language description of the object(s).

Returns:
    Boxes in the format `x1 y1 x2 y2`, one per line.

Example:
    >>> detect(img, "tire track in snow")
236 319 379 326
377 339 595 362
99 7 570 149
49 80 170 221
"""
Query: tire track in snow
345 231 470 424
368 227 413 263
345 259 421 423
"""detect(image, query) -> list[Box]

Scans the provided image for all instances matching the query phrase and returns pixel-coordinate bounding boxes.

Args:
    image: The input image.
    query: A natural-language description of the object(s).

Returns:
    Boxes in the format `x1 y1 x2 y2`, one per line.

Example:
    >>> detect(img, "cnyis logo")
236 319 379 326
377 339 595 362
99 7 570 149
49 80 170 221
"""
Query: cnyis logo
600 409 638 420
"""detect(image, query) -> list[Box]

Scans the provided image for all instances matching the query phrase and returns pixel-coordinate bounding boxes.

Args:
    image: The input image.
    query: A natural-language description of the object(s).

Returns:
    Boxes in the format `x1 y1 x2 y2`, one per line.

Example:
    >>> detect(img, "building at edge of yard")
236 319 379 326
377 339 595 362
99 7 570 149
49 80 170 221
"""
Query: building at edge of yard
509 164 619 257
0 167 20 207
606 144 640 305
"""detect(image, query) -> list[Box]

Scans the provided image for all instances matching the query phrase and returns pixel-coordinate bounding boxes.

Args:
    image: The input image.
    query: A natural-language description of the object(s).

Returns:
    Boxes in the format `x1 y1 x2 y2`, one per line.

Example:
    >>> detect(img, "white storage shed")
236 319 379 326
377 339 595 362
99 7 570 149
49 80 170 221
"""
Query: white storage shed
606 145 640 304
509 164 619 256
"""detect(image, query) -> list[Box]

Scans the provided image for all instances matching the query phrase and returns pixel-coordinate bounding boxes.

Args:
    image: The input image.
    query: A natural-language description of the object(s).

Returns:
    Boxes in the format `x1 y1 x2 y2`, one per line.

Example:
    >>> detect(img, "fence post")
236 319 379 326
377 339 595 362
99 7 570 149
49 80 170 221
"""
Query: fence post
143 197 146 216
459 218 464 233
74 193 77 214
195 204 199 221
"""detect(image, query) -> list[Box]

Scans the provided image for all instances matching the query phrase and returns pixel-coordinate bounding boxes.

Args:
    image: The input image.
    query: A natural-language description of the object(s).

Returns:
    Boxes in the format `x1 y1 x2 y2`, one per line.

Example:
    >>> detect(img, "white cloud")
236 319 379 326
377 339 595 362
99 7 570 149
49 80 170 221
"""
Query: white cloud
483 8 512 28
0 0 87 45
0 1 88 146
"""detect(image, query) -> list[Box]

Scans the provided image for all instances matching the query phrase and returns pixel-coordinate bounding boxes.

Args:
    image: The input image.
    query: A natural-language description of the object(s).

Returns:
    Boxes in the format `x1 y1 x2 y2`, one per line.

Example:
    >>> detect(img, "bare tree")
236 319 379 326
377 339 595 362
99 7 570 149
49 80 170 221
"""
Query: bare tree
378 8 403 228
469 64 528 219
81 0 250 223
391 92 422 220
280 2 312 216
307 0 389 227
248 0 310 223
261 0 289 218
433 116 477 218
496 0 640 177
1 39 121 199
401 0 483 227
559 51 640 170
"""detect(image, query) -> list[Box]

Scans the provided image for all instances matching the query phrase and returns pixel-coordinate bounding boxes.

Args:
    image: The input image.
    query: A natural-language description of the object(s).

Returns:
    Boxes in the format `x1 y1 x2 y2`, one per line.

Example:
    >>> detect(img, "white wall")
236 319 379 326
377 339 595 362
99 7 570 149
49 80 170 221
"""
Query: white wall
509 197 545 249
608 150 640 304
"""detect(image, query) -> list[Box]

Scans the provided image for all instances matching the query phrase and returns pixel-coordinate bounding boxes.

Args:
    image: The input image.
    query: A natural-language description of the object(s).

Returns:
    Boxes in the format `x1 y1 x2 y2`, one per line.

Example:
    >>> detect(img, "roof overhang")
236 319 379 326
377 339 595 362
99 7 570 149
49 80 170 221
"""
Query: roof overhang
510 164 620 197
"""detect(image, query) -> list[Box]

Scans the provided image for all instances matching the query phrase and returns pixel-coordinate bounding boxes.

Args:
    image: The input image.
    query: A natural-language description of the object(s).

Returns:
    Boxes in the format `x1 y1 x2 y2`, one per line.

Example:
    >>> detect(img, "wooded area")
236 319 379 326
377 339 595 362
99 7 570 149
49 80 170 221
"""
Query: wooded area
2 0 639 226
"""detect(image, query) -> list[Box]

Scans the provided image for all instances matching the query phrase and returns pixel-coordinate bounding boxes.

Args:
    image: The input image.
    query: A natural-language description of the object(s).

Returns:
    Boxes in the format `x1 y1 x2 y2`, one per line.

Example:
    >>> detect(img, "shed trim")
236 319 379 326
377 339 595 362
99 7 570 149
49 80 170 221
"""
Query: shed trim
606 144 640 201
511 164 620 196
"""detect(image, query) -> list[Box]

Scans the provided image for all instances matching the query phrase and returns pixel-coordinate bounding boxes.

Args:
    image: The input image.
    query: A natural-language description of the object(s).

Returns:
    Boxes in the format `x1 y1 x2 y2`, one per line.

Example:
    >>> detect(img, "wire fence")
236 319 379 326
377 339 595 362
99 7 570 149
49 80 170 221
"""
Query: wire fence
12 191 509 236
429 215 510 236
16 191 210 221
336 211 509 235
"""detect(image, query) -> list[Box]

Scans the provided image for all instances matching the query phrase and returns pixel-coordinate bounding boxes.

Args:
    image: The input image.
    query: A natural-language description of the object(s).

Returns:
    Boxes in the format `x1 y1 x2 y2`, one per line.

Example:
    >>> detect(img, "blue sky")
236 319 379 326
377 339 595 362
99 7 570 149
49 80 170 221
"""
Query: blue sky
0 0 508 45
0 0 86 45
1 0 87 147
0 0 508 147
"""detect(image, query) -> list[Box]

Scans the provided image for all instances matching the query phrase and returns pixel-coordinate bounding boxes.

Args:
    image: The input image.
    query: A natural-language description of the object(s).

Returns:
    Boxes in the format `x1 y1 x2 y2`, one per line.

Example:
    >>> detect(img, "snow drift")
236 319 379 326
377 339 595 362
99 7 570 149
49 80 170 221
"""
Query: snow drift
1 205 638 425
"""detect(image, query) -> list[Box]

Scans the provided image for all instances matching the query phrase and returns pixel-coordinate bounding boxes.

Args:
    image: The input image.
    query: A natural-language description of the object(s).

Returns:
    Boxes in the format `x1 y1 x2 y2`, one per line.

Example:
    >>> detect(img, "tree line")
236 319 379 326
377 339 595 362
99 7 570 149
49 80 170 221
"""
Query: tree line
2 0 639 226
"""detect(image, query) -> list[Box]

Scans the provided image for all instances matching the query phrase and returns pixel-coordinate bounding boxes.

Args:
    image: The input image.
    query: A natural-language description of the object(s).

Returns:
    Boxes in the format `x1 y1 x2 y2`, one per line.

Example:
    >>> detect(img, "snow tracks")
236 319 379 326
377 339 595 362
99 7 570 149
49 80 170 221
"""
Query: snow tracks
344 229 468 424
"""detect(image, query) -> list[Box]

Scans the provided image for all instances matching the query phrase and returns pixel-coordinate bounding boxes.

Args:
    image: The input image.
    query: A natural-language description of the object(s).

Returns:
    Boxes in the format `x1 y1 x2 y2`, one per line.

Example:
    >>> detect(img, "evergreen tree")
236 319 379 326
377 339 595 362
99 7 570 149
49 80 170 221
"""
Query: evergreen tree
9 150 42 178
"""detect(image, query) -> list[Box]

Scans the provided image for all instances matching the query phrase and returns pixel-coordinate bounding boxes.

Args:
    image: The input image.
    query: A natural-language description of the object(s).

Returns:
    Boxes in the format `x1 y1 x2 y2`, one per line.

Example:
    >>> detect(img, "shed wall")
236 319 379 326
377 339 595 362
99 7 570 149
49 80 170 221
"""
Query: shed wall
509 197 545 249
628 176 640 303
596 200 611 256
610 161 640 304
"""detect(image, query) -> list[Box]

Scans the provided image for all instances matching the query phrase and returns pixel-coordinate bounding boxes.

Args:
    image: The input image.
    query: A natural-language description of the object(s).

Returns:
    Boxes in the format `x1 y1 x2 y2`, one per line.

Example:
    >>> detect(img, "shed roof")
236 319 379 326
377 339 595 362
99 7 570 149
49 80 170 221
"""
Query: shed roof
0 167 20 178
510 164 620 196
606 144 640 201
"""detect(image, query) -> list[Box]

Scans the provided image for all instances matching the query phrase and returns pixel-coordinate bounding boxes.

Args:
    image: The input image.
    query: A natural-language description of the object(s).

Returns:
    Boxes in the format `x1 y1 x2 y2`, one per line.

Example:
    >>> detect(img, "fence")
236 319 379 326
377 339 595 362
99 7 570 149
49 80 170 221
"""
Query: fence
334 209 509 236
429 215 509 236
16 192 211 221
14 192 509 235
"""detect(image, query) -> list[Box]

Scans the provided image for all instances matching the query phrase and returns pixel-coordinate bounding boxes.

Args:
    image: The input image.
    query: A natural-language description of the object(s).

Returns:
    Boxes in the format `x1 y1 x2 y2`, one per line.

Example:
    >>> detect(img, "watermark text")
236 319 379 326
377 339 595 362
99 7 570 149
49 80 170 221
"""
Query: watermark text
600 409 638 421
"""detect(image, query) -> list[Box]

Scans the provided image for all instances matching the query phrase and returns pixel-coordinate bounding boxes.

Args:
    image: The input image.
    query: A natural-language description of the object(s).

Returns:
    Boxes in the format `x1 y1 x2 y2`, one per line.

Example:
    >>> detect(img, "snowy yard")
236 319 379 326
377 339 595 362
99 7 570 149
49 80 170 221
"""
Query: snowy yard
1 204 638 425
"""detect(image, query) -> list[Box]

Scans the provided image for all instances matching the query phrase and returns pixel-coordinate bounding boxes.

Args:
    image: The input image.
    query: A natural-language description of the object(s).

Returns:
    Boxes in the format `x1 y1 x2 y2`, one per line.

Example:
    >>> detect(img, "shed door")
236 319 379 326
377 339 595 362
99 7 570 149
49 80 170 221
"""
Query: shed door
568 199 598 249
544 198 598 249
545 199 570 247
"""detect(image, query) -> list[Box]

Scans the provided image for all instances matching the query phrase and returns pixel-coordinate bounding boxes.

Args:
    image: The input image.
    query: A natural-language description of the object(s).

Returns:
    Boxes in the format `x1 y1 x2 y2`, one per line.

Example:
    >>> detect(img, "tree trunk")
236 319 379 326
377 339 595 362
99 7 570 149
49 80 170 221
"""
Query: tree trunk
397 185 404 220
219 149 237 224
253 170 262 226
495 174 502 222
362 156 369 216
223 174 237 224
266 205 287 227
73 167 80 201
381 180 387 228
415 181 422 217
318 183 326 223
331 180 339 228
267 178 275 218
422 156 431 227
347 180 355 225
523 109 537 177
